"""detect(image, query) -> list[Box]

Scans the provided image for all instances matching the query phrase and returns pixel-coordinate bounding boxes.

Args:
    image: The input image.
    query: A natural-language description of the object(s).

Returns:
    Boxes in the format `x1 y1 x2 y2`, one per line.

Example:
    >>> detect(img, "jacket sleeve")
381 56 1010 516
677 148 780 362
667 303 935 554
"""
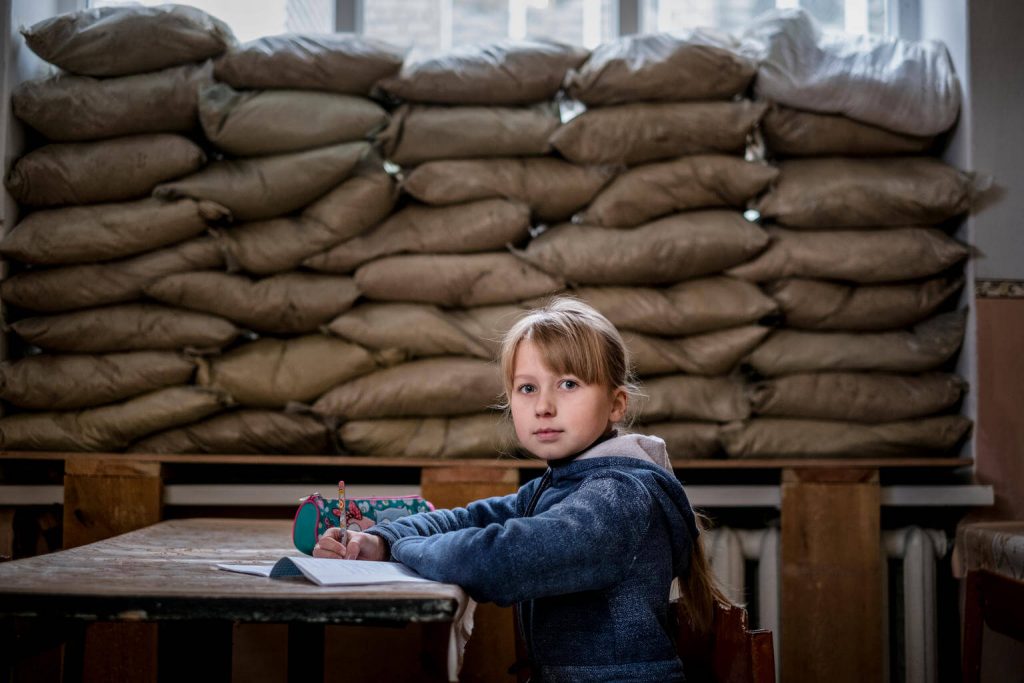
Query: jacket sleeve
387 475 654 606
366 490 523 547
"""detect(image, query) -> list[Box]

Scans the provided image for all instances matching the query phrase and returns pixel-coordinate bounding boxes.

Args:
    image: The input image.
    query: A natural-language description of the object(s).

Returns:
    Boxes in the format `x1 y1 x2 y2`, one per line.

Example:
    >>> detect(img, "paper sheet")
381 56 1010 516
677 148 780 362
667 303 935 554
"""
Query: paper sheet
216 557 435 586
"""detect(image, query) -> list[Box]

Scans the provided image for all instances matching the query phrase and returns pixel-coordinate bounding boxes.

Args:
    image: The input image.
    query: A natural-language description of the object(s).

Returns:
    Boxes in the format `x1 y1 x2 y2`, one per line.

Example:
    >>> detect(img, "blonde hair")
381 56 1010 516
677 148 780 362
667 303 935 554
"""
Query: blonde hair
497 297 638 412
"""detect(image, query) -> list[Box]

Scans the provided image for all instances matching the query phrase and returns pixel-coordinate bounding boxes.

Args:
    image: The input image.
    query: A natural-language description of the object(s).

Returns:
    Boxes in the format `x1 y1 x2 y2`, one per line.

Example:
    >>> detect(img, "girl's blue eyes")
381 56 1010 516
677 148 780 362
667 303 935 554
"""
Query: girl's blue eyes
560 379 578 390
516 380 579 394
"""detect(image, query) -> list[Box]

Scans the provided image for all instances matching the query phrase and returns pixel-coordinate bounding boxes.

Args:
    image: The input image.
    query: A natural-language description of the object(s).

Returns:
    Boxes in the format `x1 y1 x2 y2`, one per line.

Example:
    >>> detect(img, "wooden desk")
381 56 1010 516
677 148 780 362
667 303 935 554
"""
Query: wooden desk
0 518 471 682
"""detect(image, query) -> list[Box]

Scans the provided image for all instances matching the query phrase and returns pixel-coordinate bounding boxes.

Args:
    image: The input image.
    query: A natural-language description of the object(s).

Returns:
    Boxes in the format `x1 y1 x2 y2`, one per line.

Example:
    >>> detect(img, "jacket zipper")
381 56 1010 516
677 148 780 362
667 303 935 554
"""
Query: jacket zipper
518 469 553 673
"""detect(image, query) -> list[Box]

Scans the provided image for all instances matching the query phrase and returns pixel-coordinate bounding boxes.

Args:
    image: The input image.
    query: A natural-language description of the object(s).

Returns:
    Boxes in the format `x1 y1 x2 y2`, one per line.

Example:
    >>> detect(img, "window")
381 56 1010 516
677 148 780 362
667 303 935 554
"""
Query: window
640 0 891 36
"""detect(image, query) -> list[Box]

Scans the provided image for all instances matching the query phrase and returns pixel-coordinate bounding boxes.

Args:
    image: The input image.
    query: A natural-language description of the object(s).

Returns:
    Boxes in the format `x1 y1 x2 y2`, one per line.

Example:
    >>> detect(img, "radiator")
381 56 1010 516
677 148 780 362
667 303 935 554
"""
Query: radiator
705 526 948 683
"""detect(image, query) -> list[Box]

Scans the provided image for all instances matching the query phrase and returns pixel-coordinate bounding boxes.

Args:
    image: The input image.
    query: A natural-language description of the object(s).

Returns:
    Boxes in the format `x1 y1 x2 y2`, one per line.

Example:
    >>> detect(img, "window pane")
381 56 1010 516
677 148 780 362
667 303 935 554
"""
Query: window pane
641 0 892 35
88 0 335 42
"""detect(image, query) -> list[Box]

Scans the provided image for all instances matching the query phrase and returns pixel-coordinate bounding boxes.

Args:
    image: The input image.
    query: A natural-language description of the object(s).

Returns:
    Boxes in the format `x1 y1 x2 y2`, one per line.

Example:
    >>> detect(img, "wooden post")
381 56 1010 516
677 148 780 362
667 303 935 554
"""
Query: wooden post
64 459 163 683
781 467 883 683
422 466 521 683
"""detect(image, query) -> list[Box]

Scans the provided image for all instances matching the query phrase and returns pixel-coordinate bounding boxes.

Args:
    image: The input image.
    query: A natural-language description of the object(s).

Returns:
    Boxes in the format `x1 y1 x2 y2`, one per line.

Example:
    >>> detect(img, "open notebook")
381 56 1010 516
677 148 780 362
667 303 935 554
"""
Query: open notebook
217 557 437 586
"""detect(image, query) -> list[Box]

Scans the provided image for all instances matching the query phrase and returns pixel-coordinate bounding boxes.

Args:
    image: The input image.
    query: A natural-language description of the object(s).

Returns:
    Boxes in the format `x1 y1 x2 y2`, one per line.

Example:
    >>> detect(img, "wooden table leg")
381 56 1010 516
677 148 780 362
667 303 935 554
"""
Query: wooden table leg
781 467 883 683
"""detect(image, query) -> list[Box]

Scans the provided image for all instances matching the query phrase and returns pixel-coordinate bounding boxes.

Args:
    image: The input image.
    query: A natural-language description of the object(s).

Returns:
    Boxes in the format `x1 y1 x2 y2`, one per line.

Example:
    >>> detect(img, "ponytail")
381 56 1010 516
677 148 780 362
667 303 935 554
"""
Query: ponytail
676 510 733 635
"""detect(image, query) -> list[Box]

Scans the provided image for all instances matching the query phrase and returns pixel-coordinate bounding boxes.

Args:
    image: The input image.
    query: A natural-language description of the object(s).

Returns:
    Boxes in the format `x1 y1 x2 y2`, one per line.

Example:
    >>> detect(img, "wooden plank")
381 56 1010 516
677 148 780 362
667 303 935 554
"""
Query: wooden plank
421 466 520 683
62 461 163 550
781 467 882 683
65 458 161 477
83 622 157 683
0 508 14 561
231 624 287 683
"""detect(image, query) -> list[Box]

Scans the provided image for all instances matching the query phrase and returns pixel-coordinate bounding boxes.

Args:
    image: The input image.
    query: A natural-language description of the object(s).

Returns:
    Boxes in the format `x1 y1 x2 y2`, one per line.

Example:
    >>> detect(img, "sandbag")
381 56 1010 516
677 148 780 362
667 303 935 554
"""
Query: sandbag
761 105 935 157
153 141 369 221
7 134 204 207
145 272 359 334
745 311 967 376
755 157 972 228
378 104 558 165
577 156 778 227
214 33 404 95
313 357 502 419
355 253 565 307
518 211 768 285
637 375 749 422
377 39 588 105
303 199 531 273
21 4 235 77
0 386 229 452
130 410 332 454
197 335 381 408
624 327 770 377
720 415 972 459
0 198 228 266
565 30 754 105
1 237 224 312
549 100 766 165
743 9 960 136
10 304 239 353
570 278 777 336
326 303 524 360
639 422 720 459
199 83 388 156
401 157 615 222
727 227 969 284
0 351 195 410
13 62 213 141
339 413 510 458
223 165 397 275
749 372 966 422
766 276 964 331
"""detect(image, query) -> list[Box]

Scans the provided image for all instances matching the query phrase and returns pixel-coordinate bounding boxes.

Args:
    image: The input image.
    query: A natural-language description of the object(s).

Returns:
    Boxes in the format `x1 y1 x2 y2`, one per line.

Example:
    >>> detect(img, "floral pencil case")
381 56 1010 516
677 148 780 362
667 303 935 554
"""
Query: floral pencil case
292 482 434 555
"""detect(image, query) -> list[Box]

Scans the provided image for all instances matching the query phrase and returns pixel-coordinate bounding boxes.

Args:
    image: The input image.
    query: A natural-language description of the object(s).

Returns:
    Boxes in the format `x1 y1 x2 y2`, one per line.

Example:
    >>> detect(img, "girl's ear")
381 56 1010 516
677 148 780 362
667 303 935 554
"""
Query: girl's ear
609 386 628 423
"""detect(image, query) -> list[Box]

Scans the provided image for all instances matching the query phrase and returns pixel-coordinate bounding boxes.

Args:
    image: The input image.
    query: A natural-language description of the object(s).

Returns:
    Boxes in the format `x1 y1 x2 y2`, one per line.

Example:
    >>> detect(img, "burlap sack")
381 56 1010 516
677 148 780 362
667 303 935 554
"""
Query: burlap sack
727 227 969 284
570 277 777 336
749 372 966 422
755 157 972 228
10 304 239 353
638 422 721 459
153 141 369 221
0 351 195 410
378 104 559 165
303 199 531 273
624 327 770 377
7 134 205 207
720 415 972 459
355 253 565 307
145 272 359 334
1 237 224 312
199 84 388 156
518 211 768 285
13 62 213 142
339 413 510 458
0 386 229 452
745 310 967 376
401 157 615 222
761 106 935 158
550 100 767 165
214 33 404 95
577 156 779 227
313 357 502 419
223 165 397 275
21 4 235 77
0 198 228 266
766 276 964 330
637 375 750 422
326 303 524 360
129 410 332 454
377 39 588 105
197 335 380 408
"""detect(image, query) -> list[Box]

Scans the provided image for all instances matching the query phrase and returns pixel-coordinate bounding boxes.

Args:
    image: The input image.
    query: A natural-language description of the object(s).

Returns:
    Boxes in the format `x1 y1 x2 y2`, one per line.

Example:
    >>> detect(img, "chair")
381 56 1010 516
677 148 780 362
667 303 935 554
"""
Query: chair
962 569 1024 683
673 600 776 683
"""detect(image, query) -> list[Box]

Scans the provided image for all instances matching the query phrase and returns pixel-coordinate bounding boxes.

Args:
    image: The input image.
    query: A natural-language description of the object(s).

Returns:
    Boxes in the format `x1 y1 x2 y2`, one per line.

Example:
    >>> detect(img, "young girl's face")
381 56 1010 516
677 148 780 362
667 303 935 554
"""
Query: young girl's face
509 339 627 461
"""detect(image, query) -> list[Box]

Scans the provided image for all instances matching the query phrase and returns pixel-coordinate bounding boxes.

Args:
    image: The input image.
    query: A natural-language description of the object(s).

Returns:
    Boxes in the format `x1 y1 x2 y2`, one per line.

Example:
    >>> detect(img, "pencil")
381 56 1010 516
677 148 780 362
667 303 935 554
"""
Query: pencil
338 479 346 532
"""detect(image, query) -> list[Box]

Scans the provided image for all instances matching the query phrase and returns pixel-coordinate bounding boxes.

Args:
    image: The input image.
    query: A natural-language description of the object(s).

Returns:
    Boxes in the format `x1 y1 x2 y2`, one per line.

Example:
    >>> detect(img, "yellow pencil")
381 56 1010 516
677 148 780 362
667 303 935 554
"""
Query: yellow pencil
338 480 346 531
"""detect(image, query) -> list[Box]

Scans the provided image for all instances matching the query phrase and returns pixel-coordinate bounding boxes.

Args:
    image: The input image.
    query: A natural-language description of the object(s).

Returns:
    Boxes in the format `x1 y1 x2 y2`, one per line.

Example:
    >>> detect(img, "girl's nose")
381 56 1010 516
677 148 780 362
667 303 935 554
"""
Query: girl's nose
535 393 555 416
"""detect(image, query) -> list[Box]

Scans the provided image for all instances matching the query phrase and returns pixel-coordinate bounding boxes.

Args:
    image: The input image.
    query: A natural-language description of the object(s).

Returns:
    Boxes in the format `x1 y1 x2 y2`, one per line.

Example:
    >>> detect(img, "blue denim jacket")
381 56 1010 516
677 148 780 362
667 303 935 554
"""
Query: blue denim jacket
368 433 698 683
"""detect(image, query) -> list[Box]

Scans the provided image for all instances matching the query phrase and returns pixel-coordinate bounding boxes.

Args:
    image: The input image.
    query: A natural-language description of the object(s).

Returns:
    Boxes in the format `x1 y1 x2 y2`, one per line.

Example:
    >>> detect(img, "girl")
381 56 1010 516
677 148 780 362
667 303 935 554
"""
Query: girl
314 297 723 682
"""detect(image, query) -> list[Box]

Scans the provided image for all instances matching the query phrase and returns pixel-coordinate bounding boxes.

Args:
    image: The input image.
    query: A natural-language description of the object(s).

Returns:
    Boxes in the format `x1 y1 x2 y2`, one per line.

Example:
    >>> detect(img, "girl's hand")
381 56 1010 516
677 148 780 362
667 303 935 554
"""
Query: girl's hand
312 528 387 561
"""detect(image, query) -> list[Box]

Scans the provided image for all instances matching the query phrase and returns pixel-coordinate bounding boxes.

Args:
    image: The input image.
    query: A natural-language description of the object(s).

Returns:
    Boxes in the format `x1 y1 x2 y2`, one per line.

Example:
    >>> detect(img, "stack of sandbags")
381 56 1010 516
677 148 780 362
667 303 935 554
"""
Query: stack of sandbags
718 10 973 458
0 4 244 451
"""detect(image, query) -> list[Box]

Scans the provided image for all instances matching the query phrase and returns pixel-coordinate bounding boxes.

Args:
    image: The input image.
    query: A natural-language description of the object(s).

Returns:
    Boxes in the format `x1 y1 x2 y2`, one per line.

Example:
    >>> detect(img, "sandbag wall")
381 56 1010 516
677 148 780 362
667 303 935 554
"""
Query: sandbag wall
0 5 973 459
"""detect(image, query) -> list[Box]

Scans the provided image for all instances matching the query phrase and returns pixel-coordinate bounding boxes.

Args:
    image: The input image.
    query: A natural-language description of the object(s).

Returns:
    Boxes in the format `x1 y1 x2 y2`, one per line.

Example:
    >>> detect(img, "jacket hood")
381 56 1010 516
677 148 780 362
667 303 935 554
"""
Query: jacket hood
576 432 673 471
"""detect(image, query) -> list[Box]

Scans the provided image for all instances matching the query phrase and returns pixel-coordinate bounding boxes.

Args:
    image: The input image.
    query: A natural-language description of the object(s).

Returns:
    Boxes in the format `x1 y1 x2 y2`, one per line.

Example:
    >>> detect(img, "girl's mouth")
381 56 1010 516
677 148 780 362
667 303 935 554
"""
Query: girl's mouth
534 429 563 442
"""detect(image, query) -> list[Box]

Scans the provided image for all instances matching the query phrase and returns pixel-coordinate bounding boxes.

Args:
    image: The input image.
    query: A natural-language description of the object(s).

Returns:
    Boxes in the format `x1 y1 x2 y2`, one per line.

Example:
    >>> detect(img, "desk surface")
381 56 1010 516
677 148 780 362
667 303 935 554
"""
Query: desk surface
0 518 465 625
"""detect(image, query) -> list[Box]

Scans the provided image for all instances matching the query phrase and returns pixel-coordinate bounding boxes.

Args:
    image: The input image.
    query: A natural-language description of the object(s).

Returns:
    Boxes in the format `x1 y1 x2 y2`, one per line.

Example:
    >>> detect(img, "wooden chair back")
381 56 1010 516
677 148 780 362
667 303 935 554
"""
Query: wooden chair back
672 600 776 683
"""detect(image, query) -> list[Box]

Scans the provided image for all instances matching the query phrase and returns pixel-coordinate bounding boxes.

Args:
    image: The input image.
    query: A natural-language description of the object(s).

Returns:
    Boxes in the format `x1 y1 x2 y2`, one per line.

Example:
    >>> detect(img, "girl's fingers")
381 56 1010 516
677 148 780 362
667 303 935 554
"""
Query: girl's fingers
346 537 361 560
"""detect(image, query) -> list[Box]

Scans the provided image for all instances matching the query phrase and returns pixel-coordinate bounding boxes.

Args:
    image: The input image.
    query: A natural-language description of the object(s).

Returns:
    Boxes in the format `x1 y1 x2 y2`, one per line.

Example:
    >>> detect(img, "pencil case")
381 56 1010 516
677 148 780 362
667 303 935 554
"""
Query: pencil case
292 485 434 555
